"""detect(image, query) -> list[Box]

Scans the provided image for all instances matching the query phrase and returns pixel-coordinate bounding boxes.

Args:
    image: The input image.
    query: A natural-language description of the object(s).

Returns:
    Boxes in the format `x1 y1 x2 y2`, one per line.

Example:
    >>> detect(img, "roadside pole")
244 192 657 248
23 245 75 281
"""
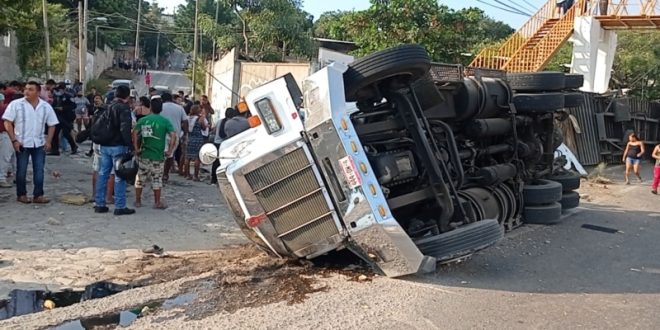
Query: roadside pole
78 0 85 85
42 0 52 79
135 0 142 61
192 0 199 99
82 0 88 94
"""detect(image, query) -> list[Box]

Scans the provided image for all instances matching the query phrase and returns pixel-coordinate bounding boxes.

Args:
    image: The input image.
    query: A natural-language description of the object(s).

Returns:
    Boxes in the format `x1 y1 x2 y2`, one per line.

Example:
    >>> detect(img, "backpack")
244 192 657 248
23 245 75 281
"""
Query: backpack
91 104 116 145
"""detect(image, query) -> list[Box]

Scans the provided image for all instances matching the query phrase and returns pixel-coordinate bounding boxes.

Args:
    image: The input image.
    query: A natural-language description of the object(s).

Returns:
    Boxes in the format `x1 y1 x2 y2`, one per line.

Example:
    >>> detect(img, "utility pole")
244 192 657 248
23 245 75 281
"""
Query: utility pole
192 0 199 98
155 30 160 70
134 0 142 60
42 0 52 79
211 0 219 62
78 0 84 84
82 0 88 93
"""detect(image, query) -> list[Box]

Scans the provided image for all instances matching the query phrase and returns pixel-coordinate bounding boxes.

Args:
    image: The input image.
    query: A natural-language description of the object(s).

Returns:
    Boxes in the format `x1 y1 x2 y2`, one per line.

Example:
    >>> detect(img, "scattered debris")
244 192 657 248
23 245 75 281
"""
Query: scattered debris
47 217 63 226
59 194 89 206
581 224 620 234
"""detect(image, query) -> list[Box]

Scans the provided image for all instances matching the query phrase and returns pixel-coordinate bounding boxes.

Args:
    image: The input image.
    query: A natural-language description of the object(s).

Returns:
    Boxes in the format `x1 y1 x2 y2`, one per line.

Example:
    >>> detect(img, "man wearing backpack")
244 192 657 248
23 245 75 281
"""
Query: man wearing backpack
91 85 135 216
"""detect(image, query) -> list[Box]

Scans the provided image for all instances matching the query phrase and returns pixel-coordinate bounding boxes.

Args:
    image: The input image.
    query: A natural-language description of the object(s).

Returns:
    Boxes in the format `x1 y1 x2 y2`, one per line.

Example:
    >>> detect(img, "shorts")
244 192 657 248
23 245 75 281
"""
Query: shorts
75 113 89 119
135 158 164 189
626 157 641 165
75 108 88 117
92 143 115 174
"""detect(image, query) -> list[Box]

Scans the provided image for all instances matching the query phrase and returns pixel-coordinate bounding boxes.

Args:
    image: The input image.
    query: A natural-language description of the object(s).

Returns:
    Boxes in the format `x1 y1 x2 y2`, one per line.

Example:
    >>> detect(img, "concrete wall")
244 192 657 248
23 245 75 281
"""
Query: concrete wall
208 48 311 122
0 32 21 81
65 41 115 82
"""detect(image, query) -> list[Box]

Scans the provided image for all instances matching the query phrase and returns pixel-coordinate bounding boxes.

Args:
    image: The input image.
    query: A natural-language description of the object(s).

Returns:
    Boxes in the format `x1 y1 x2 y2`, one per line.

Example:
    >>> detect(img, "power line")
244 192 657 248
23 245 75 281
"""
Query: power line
475 0 533 17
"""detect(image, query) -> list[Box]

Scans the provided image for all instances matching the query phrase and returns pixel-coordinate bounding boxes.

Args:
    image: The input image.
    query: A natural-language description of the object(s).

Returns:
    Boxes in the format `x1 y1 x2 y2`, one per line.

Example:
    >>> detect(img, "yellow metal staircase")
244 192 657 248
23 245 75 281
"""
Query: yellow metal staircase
470 0 584 72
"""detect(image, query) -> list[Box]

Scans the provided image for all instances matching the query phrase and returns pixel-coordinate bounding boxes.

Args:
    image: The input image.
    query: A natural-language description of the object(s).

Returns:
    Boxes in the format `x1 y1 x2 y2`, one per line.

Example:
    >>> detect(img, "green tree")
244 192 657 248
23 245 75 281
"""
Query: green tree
313 0 513 64
611 31 660 100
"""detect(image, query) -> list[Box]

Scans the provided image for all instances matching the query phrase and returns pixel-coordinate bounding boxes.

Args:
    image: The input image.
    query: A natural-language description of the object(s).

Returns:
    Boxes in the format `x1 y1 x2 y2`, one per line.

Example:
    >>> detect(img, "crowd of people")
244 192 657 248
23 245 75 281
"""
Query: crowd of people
113 58 149 75
0 77 252 216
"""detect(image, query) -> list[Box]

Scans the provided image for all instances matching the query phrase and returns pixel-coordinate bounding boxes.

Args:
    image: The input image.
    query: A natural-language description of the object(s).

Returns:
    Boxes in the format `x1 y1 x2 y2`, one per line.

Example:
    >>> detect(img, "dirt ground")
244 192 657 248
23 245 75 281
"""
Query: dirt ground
1 159 660 329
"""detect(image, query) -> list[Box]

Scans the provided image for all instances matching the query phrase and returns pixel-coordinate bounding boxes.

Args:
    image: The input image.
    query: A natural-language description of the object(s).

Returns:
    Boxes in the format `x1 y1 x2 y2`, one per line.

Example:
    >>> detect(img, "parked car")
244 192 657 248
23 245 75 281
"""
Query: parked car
111 79 137 98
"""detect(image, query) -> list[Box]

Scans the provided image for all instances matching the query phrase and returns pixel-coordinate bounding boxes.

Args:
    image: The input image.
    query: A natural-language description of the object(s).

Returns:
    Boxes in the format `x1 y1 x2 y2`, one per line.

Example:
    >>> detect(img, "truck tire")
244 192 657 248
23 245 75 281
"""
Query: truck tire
415 219 503 262
564 74 584 89
523 179 563 206
564 93 585 108
560 191 580 210
549 171 581 192
344 44 431 102
507 72 566 92
512 93 565 113
523 202 562 224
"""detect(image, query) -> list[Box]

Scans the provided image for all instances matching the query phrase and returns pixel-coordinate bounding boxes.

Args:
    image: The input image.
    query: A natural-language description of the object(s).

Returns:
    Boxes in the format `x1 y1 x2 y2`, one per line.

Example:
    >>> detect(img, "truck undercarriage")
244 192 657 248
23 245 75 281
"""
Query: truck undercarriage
207 44 583 277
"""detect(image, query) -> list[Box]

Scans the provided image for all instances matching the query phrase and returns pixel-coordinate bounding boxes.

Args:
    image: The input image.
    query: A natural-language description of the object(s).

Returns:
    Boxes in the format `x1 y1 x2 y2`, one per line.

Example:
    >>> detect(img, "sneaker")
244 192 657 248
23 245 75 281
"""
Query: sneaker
653 190 658 195
85 150 94 157
94 206 109 213
71 149 78 155
114 208 136 216
0 181 11 188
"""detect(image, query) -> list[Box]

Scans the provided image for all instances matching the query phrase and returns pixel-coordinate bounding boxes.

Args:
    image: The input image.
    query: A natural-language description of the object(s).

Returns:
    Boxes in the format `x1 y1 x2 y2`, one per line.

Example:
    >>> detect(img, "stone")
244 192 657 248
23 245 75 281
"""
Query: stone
47 217 62 226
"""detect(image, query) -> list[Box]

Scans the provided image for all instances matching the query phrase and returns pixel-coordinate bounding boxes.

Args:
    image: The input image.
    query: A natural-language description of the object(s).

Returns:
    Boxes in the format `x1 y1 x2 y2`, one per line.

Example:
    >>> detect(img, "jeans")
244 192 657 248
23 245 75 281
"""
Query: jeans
15 146 46 197
96 145 129 208
653 166 660 191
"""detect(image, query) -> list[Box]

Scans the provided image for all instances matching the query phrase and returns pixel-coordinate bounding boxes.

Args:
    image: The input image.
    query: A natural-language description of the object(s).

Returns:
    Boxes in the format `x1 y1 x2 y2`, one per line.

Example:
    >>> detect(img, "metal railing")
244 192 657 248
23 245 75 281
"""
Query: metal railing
503 0 585 72
469 0 558 70
584 0 660 16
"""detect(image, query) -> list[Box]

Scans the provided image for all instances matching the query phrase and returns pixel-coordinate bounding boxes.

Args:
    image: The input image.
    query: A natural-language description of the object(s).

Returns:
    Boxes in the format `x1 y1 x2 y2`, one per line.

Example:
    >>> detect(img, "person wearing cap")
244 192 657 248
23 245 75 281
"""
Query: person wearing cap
73 90 91 133
148 87 157 97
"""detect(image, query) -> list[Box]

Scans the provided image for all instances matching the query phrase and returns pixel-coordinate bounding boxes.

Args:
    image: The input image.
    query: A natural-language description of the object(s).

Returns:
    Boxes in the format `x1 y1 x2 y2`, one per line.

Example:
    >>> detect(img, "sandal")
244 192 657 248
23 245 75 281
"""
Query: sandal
33 196 50 204
17 195 32 204
135 201 142 208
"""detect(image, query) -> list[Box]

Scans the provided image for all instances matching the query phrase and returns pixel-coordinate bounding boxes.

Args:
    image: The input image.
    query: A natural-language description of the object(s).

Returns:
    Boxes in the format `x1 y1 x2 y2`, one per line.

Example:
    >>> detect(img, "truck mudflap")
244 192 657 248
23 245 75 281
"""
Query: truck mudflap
302 62 430 277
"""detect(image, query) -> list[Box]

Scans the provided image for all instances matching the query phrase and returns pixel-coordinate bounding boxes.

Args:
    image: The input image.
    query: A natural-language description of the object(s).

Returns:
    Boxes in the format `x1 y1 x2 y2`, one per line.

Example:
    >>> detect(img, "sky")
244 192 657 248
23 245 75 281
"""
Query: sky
153 0 547 29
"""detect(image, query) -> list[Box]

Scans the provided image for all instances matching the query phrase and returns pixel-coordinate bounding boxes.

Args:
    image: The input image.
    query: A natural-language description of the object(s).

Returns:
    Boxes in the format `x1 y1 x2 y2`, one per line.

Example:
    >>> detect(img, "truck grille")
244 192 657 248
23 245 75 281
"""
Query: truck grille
244 147 339 253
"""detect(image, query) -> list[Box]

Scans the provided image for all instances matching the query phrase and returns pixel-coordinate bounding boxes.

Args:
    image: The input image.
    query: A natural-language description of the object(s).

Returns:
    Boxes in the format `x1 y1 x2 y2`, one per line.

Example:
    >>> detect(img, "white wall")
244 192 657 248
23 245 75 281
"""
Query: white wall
0 32 21 81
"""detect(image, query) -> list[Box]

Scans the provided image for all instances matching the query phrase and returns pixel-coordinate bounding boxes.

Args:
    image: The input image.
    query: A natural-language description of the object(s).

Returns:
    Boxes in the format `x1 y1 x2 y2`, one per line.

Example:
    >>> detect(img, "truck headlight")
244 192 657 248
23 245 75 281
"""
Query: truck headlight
255 98 282 134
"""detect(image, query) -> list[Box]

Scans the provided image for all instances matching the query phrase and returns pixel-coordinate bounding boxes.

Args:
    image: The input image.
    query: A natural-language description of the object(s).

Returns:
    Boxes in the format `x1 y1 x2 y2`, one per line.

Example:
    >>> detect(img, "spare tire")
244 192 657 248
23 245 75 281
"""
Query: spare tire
523 179 563 206
344 44 431 102
507 72 566 92
415 219 503 263
513 93 565 114
564 74 584 89
549 171 581 192
523 202 562 225
560 191 580 210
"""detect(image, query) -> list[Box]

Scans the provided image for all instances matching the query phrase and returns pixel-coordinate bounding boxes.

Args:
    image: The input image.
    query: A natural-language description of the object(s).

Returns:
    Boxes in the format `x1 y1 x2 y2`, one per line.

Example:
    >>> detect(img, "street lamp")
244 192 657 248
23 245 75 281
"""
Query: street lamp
88 17 108 50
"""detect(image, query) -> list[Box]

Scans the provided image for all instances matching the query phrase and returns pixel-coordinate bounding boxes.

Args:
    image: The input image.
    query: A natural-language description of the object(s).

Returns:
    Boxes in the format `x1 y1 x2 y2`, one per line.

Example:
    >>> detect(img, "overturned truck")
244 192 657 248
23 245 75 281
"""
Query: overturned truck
202 45 583 277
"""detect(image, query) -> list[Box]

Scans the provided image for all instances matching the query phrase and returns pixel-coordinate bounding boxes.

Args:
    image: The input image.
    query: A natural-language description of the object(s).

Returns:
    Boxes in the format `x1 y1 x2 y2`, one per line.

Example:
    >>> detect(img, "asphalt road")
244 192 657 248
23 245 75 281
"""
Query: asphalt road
134 70 192 97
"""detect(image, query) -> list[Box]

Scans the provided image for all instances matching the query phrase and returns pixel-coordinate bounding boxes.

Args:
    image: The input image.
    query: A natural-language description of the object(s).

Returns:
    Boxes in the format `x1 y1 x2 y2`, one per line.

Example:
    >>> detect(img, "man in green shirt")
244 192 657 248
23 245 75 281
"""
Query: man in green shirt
132 96 176 209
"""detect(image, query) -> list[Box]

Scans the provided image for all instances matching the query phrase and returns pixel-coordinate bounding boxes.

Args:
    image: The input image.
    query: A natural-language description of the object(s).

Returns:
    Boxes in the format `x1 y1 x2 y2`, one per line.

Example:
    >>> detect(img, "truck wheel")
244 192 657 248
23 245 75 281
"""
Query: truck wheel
564 93 585 108
523 202 562 224
512 93 565 113
523 179 562 206
415 219 503 262
560 191 580 210
344 44 431 102
549 171 581 192
507 72 566 92
564 74 584 89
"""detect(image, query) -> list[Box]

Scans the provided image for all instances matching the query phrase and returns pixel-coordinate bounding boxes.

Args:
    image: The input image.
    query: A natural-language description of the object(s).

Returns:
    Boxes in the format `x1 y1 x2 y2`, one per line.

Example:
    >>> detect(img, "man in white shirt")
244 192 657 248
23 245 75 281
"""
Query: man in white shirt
2 81 59 204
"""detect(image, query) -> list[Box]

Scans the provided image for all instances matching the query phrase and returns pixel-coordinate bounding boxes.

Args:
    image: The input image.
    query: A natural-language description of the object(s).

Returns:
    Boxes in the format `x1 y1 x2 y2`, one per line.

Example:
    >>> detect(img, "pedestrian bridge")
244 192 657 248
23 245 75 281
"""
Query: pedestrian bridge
470 0 660 77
